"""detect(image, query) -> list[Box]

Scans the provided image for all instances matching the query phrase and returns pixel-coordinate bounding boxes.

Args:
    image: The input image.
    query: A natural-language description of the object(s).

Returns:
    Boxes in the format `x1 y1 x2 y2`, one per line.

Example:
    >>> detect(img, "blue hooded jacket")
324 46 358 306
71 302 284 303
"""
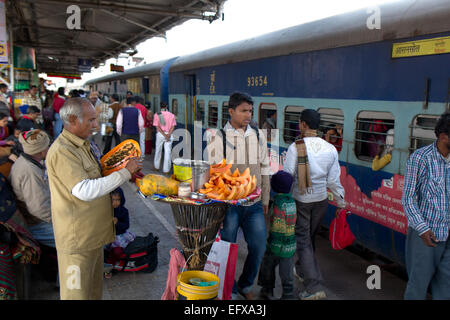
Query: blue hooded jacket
113 187 129 235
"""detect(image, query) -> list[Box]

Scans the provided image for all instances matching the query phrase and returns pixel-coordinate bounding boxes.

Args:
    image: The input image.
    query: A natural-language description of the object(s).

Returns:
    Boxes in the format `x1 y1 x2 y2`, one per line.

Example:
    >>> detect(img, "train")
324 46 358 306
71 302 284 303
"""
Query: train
85 0 450 266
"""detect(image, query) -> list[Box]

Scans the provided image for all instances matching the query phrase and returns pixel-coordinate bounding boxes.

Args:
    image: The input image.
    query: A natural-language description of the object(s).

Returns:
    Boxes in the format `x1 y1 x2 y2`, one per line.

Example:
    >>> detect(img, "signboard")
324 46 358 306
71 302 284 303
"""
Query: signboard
46 72 81 80
0 0 8 64
13 46 36 69
78 58 91 73
110 64 124 72
392 36 450 58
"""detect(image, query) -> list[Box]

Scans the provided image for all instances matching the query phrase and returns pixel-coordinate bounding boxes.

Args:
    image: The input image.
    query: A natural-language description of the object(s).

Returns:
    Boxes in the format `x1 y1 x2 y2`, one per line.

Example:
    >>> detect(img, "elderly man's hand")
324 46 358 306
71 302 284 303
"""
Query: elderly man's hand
125 157 143 175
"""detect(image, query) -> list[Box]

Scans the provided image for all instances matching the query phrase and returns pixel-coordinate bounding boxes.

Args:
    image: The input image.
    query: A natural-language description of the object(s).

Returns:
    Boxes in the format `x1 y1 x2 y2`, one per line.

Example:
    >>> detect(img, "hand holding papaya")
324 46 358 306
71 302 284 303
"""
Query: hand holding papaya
125 157 143 175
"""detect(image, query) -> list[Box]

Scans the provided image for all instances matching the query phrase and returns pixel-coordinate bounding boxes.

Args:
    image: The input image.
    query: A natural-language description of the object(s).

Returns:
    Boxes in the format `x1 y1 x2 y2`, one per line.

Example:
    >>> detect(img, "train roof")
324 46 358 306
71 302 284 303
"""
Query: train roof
84 57 177 85
170 0 450 72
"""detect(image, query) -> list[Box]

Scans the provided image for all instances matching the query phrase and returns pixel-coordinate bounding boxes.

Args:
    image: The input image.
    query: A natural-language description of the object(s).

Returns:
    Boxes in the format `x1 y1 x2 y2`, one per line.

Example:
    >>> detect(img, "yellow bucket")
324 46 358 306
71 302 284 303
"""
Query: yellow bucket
176 271 219 300
173 158 192 183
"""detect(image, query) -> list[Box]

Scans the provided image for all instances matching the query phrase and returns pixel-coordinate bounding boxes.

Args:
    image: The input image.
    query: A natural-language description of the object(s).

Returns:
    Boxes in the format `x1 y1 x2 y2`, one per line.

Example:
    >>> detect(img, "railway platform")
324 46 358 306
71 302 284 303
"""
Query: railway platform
29 145 407 300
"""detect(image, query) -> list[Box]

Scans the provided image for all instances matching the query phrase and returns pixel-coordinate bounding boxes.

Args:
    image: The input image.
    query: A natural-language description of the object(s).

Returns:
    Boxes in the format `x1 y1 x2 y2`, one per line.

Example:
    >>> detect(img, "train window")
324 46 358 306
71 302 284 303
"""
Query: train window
259 103 277 142
196 100 205 124
283 106 304 144
318 108 344 152
171 99 178 118
259 103 277 128
208 101 218 128
222 102 229 128
410 114 439 154
355 111 395 161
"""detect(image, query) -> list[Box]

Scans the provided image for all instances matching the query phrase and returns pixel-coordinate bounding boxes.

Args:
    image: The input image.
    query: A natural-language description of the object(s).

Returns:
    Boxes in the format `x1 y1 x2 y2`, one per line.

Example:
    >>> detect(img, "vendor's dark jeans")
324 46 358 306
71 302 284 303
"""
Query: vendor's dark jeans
220 201 266 295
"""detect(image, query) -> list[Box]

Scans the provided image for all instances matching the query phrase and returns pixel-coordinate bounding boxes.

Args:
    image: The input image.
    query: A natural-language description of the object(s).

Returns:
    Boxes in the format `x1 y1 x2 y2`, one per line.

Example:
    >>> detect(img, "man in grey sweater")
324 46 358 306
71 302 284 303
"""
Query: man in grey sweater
9 129 55 247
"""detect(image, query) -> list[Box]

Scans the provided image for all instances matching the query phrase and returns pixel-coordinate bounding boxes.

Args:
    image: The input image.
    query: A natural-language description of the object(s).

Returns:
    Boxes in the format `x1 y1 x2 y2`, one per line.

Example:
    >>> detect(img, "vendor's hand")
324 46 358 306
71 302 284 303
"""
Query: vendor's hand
5 140 15 146
420 230 438 247
113 217 118 225
263 205 269 216
125 157 143 175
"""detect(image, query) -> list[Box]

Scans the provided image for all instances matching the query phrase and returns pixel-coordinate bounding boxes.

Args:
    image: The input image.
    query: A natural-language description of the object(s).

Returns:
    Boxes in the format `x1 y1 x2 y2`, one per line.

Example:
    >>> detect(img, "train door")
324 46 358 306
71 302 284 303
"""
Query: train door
184 74 196 159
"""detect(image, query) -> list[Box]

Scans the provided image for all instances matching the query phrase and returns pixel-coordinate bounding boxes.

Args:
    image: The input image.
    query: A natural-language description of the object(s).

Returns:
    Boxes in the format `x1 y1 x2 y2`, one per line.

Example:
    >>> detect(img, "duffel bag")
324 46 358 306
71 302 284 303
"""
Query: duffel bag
113 232 159 273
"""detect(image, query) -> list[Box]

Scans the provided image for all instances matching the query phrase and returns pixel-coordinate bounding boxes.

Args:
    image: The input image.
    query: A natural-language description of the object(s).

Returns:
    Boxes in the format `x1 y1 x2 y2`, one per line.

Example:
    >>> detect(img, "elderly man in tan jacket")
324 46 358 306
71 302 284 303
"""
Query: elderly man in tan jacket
205 92 270 300
9 129 55 248
46 97 142 300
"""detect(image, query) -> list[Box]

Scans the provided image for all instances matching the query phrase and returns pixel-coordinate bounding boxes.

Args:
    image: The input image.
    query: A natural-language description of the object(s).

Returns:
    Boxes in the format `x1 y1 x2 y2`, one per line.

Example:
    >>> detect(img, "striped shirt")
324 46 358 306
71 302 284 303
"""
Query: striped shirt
402 142 450 241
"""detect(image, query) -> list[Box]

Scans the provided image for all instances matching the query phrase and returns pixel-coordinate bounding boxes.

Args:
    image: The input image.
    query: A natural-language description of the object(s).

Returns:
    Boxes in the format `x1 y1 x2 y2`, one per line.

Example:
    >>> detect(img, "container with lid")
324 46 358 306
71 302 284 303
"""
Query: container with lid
178 182 191 198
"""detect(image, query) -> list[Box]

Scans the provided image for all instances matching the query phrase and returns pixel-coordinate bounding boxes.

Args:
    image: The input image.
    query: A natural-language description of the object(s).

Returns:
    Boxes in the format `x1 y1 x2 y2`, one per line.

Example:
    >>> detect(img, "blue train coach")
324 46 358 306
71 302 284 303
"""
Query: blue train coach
168 0 450 265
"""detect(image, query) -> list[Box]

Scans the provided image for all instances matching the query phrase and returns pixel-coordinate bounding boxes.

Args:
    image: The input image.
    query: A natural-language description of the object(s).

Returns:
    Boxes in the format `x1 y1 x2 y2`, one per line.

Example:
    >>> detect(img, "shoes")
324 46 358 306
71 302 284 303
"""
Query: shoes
238 289 254 300
260 288 275 300
298 290 327 300
280 293 297 300
293 266 304 283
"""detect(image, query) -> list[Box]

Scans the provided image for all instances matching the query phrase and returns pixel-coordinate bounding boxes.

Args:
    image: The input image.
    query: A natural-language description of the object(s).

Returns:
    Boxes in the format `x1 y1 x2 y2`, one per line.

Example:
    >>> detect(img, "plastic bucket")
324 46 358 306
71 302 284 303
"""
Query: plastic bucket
173 158 192 182
176 270 219 300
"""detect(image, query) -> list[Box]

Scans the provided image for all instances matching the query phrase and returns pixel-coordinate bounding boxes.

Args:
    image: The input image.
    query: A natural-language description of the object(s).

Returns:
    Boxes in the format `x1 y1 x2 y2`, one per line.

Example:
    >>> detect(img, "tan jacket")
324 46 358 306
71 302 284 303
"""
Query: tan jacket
9 155 51 226
46 129 115 254
206 122 270 206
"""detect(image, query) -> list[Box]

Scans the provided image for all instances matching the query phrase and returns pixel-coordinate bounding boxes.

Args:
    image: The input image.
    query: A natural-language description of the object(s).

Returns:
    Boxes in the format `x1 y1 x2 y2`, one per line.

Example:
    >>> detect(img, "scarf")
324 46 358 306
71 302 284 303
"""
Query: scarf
158 110 166 127
295 129 317 195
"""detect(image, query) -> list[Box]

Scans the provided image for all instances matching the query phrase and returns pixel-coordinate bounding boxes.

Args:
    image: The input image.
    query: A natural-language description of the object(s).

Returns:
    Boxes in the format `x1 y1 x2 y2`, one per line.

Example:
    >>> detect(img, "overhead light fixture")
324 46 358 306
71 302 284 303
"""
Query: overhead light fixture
125 48 138 56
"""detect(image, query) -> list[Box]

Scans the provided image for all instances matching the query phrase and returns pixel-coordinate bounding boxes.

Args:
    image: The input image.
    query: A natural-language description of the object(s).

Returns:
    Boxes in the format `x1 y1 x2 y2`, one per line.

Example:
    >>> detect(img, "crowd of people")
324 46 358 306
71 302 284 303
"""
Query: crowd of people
0 86 167 300
0 85 448 301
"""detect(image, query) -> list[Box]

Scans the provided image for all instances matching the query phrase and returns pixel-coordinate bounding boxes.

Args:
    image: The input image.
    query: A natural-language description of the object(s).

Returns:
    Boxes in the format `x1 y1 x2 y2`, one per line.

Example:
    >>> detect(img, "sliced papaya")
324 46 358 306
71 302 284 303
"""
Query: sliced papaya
211 163 233 174
226 186 238 200
243 179 253 197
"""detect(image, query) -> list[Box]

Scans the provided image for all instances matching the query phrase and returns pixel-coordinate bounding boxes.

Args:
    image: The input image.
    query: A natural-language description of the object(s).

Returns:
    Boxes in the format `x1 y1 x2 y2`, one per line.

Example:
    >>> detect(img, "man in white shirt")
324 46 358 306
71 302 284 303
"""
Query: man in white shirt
283 109 345 300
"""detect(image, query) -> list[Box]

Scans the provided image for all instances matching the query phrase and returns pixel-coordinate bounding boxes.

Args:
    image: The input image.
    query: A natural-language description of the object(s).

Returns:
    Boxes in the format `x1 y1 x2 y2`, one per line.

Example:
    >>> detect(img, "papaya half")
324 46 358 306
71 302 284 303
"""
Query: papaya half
136 174 179 196
100 139 141 176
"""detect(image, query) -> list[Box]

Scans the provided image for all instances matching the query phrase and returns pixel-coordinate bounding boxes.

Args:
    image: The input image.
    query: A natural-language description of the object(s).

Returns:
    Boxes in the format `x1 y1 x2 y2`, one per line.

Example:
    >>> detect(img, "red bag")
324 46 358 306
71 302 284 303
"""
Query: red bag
329 209 355 250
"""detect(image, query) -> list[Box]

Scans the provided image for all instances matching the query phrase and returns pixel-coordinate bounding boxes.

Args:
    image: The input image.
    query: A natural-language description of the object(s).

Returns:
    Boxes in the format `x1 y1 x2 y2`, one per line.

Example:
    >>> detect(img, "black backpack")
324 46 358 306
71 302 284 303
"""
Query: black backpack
113 233 159 273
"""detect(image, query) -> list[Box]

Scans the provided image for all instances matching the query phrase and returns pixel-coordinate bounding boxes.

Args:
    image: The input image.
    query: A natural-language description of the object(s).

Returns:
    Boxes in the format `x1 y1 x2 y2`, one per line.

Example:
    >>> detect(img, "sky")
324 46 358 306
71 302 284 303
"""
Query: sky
62 0 402 88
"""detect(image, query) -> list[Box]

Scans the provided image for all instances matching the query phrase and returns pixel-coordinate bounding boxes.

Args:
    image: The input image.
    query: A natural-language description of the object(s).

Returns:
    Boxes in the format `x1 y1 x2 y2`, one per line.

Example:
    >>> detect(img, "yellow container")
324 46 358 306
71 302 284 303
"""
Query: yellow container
173 158 192 183
176 271 219 300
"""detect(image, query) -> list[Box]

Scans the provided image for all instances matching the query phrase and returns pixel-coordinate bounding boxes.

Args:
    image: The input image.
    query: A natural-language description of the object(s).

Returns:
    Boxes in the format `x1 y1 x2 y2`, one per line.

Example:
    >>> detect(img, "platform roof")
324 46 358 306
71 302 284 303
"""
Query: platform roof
7 0 226 75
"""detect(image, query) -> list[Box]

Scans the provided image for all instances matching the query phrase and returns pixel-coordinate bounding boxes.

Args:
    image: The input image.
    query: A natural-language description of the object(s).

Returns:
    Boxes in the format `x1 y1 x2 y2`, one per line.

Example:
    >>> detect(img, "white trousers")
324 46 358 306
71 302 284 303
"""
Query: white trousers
154 131 173 173
139 130 145 157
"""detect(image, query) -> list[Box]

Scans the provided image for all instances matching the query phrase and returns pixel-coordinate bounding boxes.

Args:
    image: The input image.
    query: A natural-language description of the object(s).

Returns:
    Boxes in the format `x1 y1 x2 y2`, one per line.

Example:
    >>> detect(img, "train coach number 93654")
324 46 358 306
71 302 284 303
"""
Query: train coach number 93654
248 75 268 87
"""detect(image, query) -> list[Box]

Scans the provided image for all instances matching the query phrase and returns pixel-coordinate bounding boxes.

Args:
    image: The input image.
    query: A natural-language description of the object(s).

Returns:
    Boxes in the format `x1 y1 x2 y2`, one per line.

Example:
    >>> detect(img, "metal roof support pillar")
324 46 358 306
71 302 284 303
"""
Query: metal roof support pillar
8 24 13 91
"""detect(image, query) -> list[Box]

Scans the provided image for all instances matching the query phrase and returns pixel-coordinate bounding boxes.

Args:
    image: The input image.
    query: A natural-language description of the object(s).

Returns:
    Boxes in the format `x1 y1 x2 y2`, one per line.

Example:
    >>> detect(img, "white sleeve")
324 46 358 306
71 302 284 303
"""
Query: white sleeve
116 110 123 136
283 143 297 177
71 168 131 201
327 149 346 208
138 112 144 132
